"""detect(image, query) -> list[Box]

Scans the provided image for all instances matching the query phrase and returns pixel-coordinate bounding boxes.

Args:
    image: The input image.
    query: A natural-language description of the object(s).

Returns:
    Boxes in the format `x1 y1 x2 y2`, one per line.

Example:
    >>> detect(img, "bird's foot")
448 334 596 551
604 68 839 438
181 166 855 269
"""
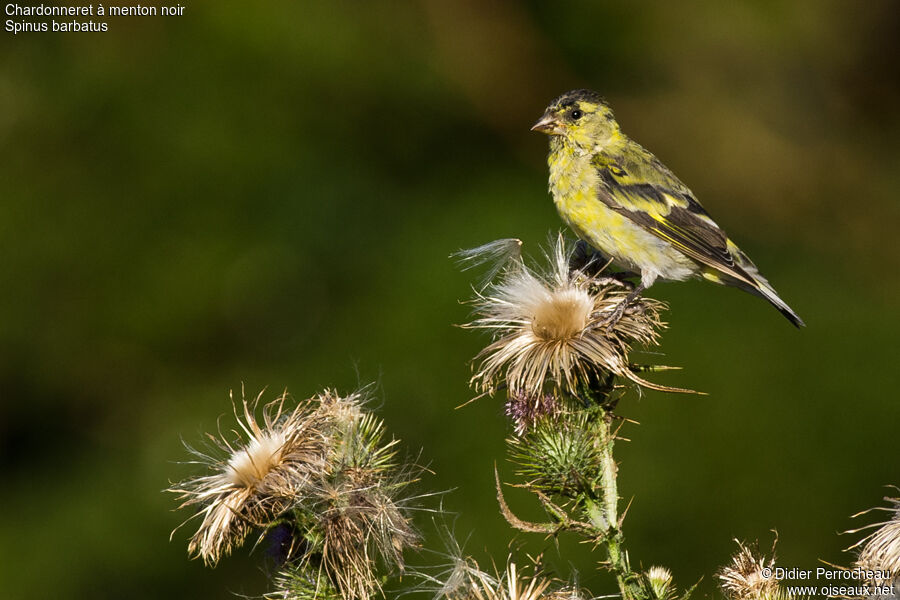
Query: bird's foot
597 283 647 333
569 241 638 289
598 301 629 332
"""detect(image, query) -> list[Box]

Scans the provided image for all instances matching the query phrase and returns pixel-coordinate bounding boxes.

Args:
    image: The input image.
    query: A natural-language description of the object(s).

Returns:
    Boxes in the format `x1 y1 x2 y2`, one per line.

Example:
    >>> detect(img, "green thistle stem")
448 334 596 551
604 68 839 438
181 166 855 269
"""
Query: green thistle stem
585 392 646 600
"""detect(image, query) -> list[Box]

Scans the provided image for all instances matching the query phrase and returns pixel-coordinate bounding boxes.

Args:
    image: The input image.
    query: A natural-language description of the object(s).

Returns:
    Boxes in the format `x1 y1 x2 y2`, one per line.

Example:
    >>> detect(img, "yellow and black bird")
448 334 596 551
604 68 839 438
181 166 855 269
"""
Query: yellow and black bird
532 89 804 328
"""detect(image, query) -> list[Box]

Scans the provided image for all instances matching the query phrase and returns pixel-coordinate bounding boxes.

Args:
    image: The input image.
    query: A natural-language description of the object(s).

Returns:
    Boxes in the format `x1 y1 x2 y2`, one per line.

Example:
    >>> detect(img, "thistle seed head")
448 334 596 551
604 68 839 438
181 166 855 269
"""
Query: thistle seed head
849 492 900 586
298 391 420 600
448 561 551 600
170 387 421 600
168 390 326 565
718 540 787 600
408 540 576 600
463 235 681 399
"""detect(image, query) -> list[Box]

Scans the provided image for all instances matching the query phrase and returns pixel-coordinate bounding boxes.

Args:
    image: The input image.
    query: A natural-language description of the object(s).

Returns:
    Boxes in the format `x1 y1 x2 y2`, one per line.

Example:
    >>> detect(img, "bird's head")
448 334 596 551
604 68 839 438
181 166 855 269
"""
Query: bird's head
531 89 620 149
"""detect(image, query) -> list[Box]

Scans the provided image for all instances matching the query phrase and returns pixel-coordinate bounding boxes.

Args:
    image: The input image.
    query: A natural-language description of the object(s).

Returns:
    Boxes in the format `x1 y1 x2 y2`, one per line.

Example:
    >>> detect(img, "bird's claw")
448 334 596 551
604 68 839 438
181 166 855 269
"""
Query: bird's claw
597 283 648 334
598 300 629 333
570 241 638 289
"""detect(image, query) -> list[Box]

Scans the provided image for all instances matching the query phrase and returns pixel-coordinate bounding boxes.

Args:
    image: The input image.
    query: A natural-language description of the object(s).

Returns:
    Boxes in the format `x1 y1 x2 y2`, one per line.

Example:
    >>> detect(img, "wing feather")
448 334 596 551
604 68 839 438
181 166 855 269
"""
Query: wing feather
592 153 757 287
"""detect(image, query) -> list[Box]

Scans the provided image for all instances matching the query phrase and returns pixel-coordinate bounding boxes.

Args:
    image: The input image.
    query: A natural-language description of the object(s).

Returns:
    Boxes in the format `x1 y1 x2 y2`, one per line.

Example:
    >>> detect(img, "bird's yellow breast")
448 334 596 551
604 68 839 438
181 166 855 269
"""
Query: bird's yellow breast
547 143 697 282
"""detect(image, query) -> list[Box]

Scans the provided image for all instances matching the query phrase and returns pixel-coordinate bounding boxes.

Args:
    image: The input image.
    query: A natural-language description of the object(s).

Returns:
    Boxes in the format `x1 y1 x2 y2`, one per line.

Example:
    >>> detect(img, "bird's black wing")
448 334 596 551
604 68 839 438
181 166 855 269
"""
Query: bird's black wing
591 152 758 286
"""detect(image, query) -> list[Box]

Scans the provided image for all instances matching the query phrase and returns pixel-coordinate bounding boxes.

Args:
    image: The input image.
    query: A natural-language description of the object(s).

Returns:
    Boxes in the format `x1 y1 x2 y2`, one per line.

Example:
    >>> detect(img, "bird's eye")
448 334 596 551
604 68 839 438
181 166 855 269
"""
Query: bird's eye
571 109 583 120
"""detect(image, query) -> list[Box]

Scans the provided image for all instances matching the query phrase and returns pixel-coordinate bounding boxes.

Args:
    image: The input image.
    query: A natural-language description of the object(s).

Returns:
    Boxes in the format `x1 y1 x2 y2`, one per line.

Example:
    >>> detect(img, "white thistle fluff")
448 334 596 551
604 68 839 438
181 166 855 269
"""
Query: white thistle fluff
169 391 326 565
718 540 788 600
849 493 900 585
465 235 684 398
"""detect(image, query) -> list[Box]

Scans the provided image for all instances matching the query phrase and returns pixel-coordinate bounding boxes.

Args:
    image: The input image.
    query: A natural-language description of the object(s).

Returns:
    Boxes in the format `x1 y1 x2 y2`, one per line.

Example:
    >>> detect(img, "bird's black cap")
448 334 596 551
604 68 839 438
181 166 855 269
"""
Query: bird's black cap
551 89 608 109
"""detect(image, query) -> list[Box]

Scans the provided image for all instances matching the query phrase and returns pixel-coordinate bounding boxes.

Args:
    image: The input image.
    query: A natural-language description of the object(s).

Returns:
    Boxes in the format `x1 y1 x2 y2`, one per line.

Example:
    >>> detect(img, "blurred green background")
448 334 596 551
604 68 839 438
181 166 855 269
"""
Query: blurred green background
2 1 899 598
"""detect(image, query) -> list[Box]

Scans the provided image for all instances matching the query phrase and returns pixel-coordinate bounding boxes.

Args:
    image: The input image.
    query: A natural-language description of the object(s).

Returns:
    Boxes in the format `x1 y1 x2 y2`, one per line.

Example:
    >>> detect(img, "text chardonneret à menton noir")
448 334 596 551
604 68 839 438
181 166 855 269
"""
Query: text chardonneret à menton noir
5 3 186 33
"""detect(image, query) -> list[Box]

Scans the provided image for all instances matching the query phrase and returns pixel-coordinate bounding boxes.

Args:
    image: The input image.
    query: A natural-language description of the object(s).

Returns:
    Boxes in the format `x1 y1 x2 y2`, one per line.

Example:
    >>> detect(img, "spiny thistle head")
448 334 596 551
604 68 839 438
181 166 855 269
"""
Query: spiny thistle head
269 568 342 600
848 492 900 585
171 388 421 600
463 235 681 399
168 389 326 565
718 540 788 600
289 391 420 600
507 411 601 496
644 566 675 600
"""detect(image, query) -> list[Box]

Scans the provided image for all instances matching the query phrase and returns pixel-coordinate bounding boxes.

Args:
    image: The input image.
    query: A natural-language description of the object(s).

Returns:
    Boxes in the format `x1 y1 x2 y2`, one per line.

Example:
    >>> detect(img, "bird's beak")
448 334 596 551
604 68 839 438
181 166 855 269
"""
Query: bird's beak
531 111 563 135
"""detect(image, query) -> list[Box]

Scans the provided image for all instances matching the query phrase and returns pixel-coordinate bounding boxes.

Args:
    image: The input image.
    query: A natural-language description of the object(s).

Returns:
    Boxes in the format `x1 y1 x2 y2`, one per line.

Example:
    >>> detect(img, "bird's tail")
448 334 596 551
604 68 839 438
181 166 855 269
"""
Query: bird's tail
738 277 805 328
719 248 805 328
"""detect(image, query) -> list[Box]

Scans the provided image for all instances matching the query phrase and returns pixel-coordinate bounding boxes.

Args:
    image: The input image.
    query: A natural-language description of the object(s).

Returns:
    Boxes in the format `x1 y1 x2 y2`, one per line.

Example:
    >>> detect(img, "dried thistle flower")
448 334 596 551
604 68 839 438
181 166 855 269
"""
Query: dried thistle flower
401 520 493 600
419 554 500 600
464 234 683 399
718 540 788 600
309 470 419 600
848 491 900 585
408 527 573 600
430 560 552 600
543 587 587 600
469 563 552 600
168 389 326 565
290 391 421 600
170 386 421 600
